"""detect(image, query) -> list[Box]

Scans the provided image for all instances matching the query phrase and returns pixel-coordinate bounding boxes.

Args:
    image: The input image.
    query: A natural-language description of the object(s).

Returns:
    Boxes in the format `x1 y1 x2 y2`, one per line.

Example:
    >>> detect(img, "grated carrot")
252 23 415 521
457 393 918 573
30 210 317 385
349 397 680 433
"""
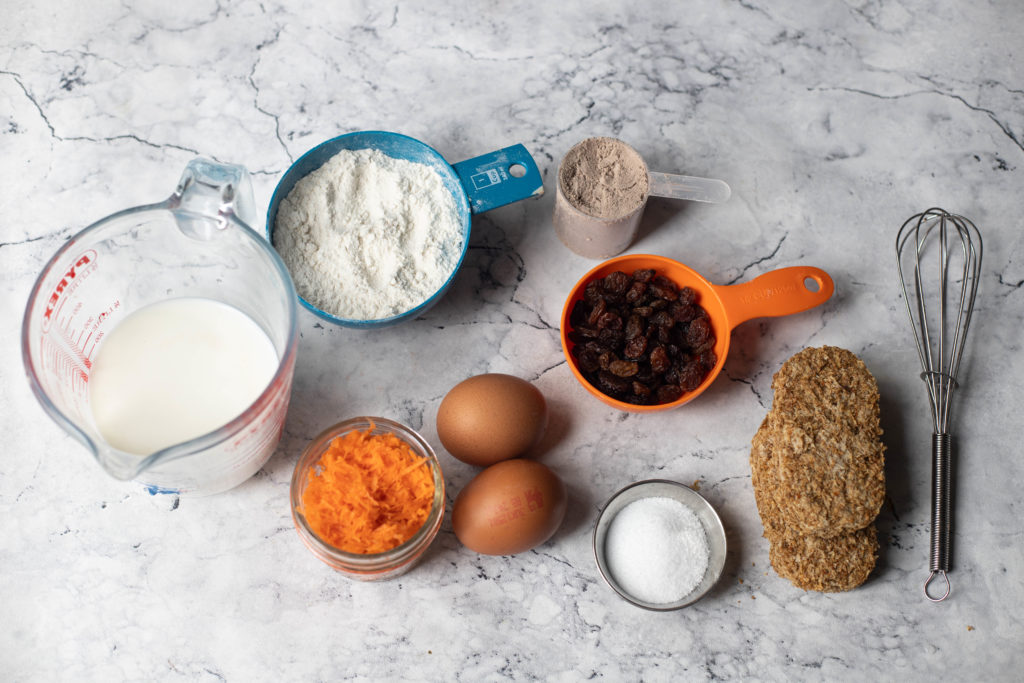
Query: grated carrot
301 424 435 554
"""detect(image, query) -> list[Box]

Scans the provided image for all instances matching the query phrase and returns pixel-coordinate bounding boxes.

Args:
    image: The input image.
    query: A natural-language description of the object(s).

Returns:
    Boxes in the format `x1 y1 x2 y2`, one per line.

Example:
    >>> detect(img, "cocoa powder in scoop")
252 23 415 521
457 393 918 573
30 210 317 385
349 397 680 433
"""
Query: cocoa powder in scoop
559 137 649 219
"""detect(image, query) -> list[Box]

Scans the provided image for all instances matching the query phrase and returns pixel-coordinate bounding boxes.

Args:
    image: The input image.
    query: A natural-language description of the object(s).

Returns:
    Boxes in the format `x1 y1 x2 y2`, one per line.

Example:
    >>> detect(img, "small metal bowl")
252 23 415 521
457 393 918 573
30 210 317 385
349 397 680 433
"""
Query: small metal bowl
593 479 727 610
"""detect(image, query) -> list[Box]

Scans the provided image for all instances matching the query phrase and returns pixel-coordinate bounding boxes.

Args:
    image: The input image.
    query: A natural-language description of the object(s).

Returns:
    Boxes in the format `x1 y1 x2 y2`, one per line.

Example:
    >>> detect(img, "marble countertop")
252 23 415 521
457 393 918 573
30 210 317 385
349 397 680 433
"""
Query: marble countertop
3 1 1022 680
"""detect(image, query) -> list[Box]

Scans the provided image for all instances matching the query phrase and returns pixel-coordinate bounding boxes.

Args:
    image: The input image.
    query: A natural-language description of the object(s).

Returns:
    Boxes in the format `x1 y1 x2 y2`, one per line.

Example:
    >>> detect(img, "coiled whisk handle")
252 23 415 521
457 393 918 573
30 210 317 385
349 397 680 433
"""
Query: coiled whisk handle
925 432 952 602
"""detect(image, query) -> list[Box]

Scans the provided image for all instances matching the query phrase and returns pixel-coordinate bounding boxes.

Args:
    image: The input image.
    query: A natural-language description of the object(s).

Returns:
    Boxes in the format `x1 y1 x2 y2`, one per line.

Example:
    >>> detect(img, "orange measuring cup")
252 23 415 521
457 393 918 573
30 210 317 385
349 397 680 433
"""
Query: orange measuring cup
560 254 835 412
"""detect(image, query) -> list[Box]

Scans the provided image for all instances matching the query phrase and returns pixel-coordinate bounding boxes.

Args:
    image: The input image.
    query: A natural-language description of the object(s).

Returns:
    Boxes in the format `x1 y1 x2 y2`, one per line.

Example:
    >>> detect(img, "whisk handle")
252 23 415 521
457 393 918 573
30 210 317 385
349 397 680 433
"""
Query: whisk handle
925 432 952 602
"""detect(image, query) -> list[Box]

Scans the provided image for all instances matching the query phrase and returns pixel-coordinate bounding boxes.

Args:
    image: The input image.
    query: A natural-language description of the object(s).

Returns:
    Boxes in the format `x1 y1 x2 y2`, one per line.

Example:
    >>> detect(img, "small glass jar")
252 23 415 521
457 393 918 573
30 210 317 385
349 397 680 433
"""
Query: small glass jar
290 416 445 580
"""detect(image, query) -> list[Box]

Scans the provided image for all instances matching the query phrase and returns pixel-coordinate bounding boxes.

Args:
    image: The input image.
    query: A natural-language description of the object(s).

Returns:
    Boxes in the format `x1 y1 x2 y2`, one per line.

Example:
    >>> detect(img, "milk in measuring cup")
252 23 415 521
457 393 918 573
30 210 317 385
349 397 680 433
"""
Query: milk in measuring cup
89 297 279 455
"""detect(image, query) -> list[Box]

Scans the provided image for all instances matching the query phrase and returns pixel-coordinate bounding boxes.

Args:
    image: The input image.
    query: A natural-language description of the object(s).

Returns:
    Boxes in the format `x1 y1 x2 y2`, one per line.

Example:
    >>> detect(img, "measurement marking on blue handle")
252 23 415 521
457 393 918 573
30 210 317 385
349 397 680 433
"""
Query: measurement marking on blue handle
453 143 544 214
471 169 503 190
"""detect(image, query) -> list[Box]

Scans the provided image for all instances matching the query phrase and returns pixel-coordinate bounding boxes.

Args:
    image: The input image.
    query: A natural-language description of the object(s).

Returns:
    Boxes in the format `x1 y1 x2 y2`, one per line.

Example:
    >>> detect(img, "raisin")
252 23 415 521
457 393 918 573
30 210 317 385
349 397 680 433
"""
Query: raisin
649 345 671 373
632 305 653 318
649 276 679 301
679 363 706 391
597 327 624 346
632 380 652 397
598 351 614 371
649 298 668 311
625 280 647 304
584 280 603 305
623 335 648 360
625 314 644 340
656 384 683 403
597 370 631 395
671 302 698 323
657 324 672 345
596 311 622 331
698 349 717 369
609 360 639 378
602 271 630 295
678 286 697 306
650 310 673 328
692 338 715 355
587 298 606 326
633 268 656 283
686 317 711 347
578 348 601 373
570 300 590 327
636 363 656 383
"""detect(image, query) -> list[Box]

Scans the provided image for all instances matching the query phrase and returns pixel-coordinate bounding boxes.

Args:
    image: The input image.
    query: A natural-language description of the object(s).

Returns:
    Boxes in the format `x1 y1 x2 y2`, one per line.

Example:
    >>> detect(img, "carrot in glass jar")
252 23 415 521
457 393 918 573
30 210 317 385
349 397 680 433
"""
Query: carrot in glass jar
301 425 435 554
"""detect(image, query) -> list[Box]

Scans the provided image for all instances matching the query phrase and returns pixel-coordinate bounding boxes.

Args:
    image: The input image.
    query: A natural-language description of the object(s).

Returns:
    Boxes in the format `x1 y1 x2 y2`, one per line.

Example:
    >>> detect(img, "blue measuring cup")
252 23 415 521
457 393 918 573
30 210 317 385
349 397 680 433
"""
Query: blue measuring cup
267 131 544 328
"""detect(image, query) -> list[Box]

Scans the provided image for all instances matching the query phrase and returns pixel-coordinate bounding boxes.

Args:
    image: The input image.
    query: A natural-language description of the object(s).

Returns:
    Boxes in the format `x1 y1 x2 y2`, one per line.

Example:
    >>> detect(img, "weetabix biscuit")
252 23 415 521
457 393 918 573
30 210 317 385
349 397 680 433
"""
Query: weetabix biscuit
749 346 885 592
750 417 786 540
767 346 885 537
769 525 879 592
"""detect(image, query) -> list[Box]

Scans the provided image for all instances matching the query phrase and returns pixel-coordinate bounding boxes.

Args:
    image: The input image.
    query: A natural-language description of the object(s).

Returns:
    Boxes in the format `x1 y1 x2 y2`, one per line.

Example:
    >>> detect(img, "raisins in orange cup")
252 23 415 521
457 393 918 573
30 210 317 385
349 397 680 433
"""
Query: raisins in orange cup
560 254 835 412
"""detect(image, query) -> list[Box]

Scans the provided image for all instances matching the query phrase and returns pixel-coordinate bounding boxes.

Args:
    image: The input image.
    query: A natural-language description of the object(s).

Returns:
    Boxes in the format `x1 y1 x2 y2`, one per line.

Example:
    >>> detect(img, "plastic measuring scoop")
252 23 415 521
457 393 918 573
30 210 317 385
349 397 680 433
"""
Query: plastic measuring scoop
553 137 731 259
560 253 835 412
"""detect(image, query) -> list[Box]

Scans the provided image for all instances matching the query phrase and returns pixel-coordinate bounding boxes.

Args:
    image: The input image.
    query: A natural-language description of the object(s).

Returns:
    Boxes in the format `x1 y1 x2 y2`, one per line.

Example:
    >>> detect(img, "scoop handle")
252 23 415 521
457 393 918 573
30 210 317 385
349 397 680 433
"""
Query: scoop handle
713 266 834 330
648 172 731 204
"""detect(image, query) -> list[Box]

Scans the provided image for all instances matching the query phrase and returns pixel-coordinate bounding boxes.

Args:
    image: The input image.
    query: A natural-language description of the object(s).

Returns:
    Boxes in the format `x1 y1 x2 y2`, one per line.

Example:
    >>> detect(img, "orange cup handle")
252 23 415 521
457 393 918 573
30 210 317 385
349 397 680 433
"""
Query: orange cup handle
713 266 834 330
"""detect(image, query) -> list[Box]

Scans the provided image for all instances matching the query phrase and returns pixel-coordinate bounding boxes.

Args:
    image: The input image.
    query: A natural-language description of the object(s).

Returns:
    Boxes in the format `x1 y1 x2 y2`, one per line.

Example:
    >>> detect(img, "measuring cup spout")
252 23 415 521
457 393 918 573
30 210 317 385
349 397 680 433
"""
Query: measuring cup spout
169 158 258 237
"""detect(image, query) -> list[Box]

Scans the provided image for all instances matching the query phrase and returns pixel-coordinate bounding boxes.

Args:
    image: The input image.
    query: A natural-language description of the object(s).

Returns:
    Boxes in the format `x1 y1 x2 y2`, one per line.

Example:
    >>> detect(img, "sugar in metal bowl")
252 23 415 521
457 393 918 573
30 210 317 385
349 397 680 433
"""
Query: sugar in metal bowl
593 479 727 610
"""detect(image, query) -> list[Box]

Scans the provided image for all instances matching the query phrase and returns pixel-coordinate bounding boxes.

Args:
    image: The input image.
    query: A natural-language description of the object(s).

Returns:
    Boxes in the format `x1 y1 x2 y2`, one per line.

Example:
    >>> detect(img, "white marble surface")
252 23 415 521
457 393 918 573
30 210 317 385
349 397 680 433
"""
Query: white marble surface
3 1 1023 680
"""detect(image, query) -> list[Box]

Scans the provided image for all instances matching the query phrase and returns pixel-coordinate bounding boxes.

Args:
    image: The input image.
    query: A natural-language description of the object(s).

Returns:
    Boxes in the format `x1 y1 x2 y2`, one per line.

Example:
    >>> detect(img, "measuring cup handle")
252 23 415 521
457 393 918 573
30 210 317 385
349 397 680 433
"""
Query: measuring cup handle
452 144 544 214
714 266 834 330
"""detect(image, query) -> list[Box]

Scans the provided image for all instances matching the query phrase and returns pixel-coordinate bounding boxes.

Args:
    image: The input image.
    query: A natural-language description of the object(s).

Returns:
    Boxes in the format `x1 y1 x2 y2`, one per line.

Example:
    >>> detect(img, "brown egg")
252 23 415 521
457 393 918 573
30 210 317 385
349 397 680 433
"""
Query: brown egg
436 373 548 467
452 459 568 555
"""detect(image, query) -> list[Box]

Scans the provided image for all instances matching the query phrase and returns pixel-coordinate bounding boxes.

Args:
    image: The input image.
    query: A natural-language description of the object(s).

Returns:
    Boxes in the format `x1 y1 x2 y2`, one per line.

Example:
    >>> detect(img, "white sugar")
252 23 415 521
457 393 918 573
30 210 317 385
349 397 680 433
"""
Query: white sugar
605 496 710 604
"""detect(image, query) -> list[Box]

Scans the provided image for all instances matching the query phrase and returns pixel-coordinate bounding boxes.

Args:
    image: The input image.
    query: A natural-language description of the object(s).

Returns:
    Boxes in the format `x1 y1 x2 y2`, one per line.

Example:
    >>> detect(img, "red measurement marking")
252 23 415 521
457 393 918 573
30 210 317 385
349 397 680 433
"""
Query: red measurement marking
41 250 96 332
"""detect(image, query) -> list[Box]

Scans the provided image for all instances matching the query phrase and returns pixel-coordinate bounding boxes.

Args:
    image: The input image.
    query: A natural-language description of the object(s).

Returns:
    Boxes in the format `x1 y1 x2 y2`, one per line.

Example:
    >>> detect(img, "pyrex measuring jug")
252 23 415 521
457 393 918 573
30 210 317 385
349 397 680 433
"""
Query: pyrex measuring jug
22 159 299 495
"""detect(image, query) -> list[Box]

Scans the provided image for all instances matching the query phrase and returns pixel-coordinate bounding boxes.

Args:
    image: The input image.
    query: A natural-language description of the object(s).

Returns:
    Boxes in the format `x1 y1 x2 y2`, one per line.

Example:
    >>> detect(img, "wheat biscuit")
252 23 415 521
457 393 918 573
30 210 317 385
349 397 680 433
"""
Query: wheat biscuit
768 525 878 592
767 346 885 537
750 417 787 540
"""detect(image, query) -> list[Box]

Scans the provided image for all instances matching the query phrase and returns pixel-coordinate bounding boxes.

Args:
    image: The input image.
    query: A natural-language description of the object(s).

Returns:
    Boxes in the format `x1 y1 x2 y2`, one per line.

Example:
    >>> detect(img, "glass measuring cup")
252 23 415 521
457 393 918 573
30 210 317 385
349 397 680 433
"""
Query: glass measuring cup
21 159 299 495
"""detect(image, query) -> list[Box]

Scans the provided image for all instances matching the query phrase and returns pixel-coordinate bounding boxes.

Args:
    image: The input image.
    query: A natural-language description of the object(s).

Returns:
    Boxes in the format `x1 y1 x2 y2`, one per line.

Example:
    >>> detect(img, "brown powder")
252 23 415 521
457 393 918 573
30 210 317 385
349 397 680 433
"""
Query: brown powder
559 137 648 219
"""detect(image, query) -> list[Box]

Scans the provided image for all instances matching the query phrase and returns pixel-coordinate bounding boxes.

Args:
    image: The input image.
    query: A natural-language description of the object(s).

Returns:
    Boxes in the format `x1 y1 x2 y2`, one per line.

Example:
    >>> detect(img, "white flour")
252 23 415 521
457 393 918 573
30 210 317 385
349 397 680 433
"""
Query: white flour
273 148 464 320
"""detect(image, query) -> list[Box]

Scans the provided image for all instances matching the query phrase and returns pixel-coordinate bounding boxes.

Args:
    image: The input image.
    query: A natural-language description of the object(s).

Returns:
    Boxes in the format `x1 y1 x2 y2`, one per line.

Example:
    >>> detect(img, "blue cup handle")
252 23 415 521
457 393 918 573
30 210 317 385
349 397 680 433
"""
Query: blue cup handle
452 144 544 214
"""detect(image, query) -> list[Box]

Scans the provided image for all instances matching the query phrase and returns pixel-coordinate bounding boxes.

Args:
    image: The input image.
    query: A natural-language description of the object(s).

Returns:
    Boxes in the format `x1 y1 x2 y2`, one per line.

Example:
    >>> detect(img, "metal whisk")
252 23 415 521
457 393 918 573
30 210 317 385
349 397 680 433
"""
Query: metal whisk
896 208 982 602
